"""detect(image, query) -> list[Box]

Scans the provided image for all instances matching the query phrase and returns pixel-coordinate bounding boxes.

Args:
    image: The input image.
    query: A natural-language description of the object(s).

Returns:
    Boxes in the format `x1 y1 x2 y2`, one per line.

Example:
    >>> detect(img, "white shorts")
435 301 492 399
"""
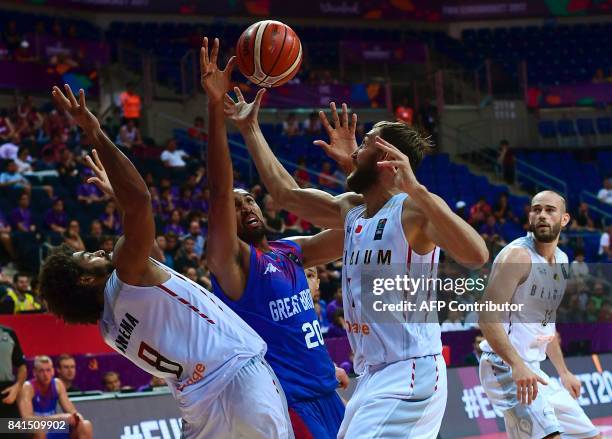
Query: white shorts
338 355 447 439
182 356 293 439
479 352 599 439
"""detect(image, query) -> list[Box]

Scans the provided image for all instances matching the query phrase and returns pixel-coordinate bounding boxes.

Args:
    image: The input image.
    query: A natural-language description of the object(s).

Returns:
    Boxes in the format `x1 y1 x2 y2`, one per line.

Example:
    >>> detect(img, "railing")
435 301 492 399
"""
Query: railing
580 191 612 226
515 159 568 198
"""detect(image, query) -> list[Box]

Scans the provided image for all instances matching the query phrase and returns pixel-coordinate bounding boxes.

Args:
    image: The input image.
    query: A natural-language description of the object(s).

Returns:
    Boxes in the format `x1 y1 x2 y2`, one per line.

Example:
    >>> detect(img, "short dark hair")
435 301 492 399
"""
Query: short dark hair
373 121 434 172
13 272 29 284
500 139 509 146
57 353 75 366
39 245 104 324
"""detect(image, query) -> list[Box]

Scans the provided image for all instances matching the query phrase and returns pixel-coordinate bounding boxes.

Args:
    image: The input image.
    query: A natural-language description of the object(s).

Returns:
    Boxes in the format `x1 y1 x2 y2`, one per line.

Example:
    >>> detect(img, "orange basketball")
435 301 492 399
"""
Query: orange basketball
236 20 302 88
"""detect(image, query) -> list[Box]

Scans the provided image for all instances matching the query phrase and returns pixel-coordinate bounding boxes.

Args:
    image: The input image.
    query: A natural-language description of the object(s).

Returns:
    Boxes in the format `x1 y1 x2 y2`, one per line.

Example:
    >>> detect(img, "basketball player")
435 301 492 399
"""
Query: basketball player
18 355 92 438
479 190 600 439
39 84 292 439
224 89 489 438
201 37 347 439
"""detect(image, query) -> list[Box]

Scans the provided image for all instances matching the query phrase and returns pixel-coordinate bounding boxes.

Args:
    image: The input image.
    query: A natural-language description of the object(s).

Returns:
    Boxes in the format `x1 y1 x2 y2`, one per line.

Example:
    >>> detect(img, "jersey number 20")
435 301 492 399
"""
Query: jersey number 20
302 320 324 349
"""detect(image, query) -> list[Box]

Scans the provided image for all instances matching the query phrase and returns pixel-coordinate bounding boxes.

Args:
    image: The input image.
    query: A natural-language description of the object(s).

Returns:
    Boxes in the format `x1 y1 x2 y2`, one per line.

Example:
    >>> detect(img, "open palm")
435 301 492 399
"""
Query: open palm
224 87 266 130
314 102 358 173
52 85 100 133
200 37 236 104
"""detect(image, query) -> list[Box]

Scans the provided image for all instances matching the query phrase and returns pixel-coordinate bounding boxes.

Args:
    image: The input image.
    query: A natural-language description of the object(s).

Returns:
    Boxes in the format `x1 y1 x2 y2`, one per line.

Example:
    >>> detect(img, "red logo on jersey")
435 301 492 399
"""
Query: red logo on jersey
355 225 363 234
177 363 206 391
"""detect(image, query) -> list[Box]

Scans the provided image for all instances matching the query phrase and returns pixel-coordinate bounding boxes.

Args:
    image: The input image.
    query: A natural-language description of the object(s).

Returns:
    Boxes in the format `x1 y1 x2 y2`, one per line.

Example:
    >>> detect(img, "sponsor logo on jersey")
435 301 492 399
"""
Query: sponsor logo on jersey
355 224 363 234
176 363 206 391
287 252 301 266
373 218 387 241
264 263 280 274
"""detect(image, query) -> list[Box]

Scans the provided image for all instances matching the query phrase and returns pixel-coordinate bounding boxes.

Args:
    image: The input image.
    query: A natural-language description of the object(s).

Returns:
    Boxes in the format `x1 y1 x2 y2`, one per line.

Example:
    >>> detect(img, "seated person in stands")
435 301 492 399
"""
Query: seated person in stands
0 160 31 194
102 371 121 392
0 273 41 314
64 220 86 252
138 375 167 392
76 169 106 205
160 138 189 168
83 220 103 252
116 118 143 151
56 354 80 393
18 356 93 438
282 112 300 137
187 116 208 142
0 211 16 261
10 192 36 233
44 198 69 235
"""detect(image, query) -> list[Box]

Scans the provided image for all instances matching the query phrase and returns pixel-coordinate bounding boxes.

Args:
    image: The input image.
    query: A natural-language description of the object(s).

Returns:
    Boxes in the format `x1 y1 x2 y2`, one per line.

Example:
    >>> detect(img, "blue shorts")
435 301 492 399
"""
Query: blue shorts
289 391 345 439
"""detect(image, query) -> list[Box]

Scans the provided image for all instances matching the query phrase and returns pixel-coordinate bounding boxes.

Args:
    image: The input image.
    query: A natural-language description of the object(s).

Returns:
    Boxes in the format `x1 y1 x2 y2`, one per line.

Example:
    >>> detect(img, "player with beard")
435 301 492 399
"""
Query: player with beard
38 84 292 439
224 88 488 438
479 191 600 439
202 38 348 439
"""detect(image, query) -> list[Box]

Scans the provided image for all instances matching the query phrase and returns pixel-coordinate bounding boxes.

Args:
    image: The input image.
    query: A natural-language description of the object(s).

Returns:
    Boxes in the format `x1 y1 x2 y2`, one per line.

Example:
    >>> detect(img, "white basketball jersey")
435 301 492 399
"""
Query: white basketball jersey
100 259 266 424
342 193 442 375
480 233 569 362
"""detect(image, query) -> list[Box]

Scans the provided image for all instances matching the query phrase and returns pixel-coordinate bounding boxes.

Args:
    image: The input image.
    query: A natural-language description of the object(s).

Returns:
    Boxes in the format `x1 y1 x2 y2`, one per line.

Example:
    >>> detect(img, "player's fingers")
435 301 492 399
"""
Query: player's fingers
516 382 524 404
224 55 236 75
202 37 209 66
224 93 235 106
78 88 86 109
234 86 245 103
349 113 357 134
210 37 219 65
86 177 101 186
51 86 71 109
319 111 333 134
254 87 266 105
341 103 349 128
536 375 548 386
377 160 402 168
64 84 78 107
330 102 340 128
92 149 103 169
313 140 331 151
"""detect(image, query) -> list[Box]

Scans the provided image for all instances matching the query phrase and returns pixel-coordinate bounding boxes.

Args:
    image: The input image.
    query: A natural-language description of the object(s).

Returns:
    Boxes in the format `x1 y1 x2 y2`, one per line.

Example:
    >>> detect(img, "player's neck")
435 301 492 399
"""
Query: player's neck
362 185 400 218
254 236 271 253
534 239 558 262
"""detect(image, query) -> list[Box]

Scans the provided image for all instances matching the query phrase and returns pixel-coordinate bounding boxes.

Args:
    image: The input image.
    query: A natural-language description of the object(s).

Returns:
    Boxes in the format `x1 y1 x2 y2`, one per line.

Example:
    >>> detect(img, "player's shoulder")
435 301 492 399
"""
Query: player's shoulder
336 192 364 215
495 244 531 264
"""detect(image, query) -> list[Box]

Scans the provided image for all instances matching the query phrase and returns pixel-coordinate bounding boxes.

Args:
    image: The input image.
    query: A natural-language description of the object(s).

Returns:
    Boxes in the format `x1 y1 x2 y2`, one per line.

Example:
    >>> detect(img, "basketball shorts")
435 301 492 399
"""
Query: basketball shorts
338 354 447 439
479 351 599 439
289 390 345 439
182 356 294 439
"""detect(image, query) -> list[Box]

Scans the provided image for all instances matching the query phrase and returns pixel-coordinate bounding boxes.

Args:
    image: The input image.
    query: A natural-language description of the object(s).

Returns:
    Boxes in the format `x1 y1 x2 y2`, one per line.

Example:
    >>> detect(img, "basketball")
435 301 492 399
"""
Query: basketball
236 20 302 88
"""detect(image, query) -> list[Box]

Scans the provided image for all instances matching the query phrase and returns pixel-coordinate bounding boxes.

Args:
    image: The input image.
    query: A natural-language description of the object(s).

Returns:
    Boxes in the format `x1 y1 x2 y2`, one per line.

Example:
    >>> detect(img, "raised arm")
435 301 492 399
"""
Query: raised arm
479 247 547 405
52 85 153 282
375 137 489 268
201 38 250 299
286 228 345 268
224 90 361 229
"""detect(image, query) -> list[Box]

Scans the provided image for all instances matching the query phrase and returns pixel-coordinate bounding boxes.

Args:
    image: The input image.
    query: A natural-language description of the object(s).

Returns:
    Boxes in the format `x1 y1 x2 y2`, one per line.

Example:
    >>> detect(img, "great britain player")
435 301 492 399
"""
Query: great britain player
479 190 600 439
201 37 347 439
226 89 489 437
38 84 292 439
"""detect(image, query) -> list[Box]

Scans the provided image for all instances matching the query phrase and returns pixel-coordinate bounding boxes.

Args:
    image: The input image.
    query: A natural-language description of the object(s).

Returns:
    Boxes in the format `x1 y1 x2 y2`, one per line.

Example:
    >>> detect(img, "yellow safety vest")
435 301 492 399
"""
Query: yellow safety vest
5 288 41 313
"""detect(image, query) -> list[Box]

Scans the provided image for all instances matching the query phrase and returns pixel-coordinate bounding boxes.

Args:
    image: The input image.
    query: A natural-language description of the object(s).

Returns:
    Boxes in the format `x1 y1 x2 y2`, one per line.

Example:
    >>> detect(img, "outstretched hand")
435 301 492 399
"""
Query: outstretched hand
200 37 236 104
224 87 266 131
52 84 100 133
375 136 421 194
85 149 114 198
314 102 358 173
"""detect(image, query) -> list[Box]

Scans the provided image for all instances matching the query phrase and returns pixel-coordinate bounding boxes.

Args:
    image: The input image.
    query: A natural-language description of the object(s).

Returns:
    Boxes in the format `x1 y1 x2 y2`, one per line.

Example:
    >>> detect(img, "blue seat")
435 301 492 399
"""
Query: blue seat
557 119 577 137
538 121 557 138
596 117 612 134
576 118 596 135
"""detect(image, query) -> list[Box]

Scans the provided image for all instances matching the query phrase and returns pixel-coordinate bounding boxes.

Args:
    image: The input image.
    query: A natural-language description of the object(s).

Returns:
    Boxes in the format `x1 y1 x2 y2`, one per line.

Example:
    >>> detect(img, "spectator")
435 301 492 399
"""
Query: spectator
154 235 168 264
116 119 143 152
493 193 514 223
0 273 41 314
138 376 167 392
100 236 115 254
598 301 611 323
165 209 185 236
591 68 608 84
570 249 589 279
464 333 485 366
48 52 79 75
0 160 31 194
184 220 205 258
455 200 467 221
497 140 515 184
10 192 35 232
303 112 322 135
14 147 32 174
441 309 470 332
41 133 67 164
56 354 80 392
326 287 343 323
18 356 93 436
3 20 22 55
42 108 68 143
14 40 35 62
480 216 505 247
187 116 208 142
293 157 310 187
84 220 103 252
305 267 329 333
584 298 599 322
318 162 337 190
394 98 414 126
262 195 285 238
77 170 106 204
163 233 179 269
196 256 212 290
160 139 189 168
17 97 44 142
326 309 346 338
102 371 121 392
571 202 595 231
0 135 20 160
597 177 612 205
44 198 68 235
282 113 300 137
119 83 142 125
598 225 611 262
591 282 607 311
0 109 16 143
0 324 26 420
64 220 86 252
0 212 16 261
174 237 199 274
177 186 194 218
100 201 122 235
469 197 491 229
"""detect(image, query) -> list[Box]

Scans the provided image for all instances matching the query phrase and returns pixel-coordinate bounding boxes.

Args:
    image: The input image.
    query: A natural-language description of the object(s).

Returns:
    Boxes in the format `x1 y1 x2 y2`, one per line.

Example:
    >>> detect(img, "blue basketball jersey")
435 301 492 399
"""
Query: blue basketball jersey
212 239 338 405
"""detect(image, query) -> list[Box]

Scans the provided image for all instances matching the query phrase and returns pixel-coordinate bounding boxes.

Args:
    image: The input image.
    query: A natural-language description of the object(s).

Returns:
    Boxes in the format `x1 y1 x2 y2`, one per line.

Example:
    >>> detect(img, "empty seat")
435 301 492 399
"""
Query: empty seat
576 118 596 135
538 120 557 138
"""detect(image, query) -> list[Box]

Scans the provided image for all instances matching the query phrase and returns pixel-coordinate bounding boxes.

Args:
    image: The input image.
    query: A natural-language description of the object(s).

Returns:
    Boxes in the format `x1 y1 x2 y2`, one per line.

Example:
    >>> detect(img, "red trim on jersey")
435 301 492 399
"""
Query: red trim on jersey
289 408 315 439
157 284 215 325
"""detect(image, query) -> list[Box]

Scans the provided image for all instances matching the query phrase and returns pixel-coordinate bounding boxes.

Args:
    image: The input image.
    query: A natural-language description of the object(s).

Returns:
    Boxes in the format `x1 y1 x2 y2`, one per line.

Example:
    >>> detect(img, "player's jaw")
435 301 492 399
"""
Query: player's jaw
529 219 561 243
346 150 380 194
